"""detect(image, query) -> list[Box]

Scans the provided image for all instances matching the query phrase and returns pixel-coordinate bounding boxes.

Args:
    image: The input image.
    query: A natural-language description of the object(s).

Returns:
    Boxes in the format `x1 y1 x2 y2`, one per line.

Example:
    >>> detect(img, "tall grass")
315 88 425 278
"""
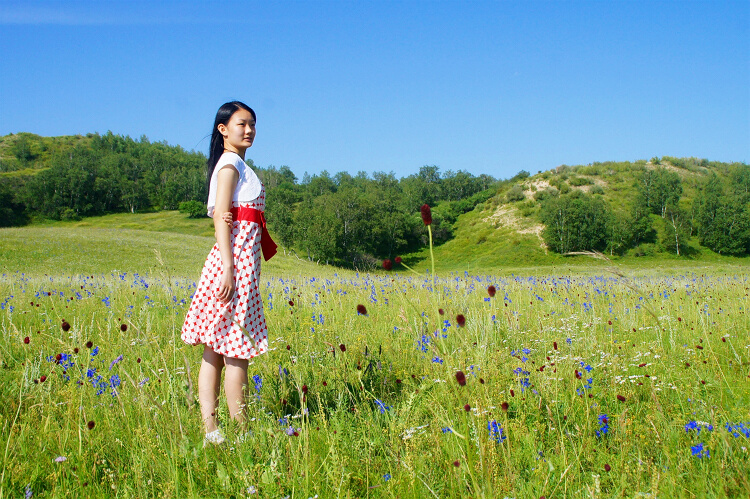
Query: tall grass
1 250 749 497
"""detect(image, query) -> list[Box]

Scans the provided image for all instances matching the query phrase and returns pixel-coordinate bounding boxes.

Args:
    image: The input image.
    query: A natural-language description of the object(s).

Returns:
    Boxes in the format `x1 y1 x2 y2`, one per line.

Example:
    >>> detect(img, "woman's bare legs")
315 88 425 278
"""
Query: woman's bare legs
224 356 249 427
198 345 224 433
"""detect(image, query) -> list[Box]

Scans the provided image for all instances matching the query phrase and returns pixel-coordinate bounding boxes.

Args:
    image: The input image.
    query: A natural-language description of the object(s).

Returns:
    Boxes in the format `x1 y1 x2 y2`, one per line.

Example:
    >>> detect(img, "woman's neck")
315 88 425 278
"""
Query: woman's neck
224 146 246 161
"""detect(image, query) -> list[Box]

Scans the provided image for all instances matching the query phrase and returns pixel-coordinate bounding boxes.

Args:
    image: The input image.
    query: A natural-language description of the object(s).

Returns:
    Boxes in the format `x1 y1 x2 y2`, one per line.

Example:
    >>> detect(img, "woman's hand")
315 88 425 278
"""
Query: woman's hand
218 269 235 303
221 211 233 226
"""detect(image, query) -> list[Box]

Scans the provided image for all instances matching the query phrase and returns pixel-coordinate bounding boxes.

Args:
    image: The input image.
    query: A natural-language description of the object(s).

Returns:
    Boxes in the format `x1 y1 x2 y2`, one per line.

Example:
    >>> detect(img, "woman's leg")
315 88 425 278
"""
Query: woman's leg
224 356 249 426
198 345 224 433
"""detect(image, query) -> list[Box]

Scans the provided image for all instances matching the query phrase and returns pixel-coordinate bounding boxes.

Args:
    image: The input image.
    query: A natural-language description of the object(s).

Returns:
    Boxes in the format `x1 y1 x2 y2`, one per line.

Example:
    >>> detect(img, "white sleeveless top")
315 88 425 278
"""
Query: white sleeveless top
206 151 262 217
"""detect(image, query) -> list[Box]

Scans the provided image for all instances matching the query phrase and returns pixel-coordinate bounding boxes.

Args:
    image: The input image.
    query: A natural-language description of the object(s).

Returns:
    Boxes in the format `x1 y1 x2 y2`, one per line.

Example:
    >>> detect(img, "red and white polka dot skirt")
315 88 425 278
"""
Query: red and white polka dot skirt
181 192 269 360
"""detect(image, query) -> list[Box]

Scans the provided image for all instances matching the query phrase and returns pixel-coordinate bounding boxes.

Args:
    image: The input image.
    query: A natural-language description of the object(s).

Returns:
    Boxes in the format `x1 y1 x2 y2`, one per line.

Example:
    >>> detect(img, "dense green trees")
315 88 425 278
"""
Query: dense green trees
0 132 496 265
540 192 610 254
12 132 206 220
697 171 750 255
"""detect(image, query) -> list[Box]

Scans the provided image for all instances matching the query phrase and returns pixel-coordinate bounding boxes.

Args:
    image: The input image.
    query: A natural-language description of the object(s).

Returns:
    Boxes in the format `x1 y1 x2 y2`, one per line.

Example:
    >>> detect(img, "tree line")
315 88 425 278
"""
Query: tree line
2 132 747 263
0 132 498 266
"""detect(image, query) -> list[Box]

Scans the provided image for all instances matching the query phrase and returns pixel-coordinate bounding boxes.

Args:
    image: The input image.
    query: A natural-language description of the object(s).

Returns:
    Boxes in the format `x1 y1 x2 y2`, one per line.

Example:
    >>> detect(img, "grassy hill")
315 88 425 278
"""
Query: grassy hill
403 157 748 272
0 218 324 278
0 132 93 176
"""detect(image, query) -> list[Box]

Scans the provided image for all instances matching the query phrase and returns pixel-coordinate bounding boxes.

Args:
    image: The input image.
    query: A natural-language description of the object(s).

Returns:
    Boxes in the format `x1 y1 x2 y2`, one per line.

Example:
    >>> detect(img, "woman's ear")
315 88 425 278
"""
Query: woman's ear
217 123 228 137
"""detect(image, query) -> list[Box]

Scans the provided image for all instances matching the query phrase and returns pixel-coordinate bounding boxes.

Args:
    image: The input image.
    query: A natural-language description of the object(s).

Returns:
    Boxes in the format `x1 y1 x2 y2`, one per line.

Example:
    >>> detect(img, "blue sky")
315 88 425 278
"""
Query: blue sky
0 1 747 180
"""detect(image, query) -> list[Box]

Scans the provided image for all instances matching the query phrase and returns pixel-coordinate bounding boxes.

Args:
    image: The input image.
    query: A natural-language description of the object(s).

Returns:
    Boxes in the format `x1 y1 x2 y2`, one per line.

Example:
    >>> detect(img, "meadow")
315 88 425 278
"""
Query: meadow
1 226 749 498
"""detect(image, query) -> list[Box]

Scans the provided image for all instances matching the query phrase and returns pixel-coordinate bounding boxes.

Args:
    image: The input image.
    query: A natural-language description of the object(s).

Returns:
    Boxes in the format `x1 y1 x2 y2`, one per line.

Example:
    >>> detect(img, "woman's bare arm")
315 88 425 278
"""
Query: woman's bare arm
213 166 239 303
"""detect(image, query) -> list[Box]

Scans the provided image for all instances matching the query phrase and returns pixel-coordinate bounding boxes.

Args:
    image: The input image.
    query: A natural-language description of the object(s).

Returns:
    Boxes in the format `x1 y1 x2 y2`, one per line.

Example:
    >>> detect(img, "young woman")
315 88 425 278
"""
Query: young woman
181 101 277 445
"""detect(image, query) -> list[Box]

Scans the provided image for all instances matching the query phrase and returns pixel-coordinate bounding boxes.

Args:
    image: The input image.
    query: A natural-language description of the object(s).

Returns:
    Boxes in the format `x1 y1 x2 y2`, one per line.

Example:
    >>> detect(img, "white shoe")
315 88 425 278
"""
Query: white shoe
203 429 226 447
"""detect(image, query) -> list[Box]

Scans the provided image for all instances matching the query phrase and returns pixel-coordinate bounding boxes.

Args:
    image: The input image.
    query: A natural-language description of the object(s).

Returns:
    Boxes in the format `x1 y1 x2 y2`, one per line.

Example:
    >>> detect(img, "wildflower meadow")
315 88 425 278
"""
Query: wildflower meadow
1 242 749 497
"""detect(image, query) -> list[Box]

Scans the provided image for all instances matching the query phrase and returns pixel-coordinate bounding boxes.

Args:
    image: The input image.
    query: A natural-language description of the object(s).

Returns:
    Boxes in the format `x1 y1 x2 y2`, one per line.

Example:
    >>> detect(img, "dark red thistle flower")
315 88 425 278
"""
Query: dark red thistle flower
40 375 47 383
282 399 288 405
288 300 294 306
438 308 444 315
722 337 726 342
479 378 485 384
604 464 611 472
396 379 402 384
487 285 496 298
455 371 467 386
286 344 291 350
356 304 367 315
137 358 141 363
61 321 71 332
696 345 703 350
553 341 558 350
74 347 79 354
55 353 62 362
575 370 582 379
293 431 299 437
453 460 460 467
322 381 328 386
617 394 626 402
24 336 30 344
302 385 308 394
464 404 471 412
420 204 432 225
339 344 346 352
501 402 509 412
87 421 95 430
395 256 402 264
86 341 93 349
510 389 515 397
456 314 466 327
120 324 128 332
638 363 646 367
382 259 393 271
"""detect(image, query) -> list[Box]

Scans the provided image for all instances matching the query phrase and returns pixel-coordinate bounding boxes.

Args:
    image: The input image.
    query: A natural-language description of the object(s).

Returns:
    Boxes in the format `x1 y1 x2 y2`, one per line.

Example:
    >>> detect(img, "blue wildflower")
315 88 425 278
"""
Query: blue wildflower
109 355 123 370
374 399 391 414
691 442 710 458
596 414 609 437
487 420 506 443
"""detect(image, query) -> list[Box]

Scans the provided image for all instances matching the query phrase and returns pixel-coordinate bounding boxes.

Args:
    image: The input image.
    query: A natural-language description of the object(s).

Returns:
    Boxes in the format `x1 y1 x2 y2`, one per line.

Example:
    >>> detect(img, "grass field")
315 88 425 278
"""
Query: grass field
1 225 749 498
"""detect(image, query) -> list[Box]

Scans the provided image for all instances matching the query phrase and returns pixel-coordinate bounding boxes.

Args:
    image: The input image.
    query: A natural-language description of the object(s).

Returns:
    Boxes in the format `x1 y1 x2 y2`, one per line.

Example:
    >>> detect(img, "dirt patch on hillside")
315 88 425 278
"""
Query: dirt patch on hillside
483 205 548 252
522 179 550 199
645 162 707 177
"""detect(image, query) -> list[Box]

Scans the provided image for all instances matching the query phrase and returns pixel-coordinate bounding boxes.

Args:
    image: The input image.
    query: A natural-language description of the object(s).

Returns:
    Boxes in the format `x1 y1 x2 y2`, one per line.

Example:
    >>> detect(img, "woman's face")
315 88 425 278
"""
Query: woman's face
219 108 255 154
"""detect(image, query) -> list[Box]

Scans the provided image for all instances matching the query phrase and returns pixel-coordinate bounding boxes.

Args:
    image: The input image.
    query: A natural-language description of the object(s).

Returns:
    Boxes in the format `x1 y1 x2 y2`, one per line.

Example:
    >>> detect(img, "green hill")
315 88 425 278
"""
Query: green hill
404 157 749 271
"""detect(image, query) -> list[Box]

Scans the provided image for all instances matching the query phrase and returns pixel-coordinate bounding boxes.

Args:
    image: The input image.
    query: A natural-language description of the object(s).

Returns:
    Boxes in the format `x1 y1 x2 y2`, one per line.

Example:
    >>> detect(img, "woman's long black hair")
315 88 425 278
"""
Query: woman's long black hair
206 101 256 190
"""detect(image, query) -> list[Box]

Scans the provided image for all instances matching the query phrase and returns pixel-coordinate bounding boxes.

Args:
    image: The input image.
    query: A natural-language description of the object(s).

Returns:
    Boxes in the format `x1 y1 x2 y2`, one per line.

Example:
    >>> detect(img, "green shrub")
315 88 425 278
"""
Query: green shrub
505 185 526 203
534 187 559 202
60 208 81 221
178 200 207 219
569 176 593 186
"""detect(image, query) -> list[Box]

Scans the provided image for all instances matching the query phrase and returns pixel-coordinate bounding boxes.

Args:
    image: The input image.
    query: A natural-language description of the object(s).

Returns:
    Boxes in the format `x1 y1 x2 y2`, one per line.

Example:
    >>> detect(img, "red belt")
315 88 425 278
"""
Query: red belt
229 207 278 261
